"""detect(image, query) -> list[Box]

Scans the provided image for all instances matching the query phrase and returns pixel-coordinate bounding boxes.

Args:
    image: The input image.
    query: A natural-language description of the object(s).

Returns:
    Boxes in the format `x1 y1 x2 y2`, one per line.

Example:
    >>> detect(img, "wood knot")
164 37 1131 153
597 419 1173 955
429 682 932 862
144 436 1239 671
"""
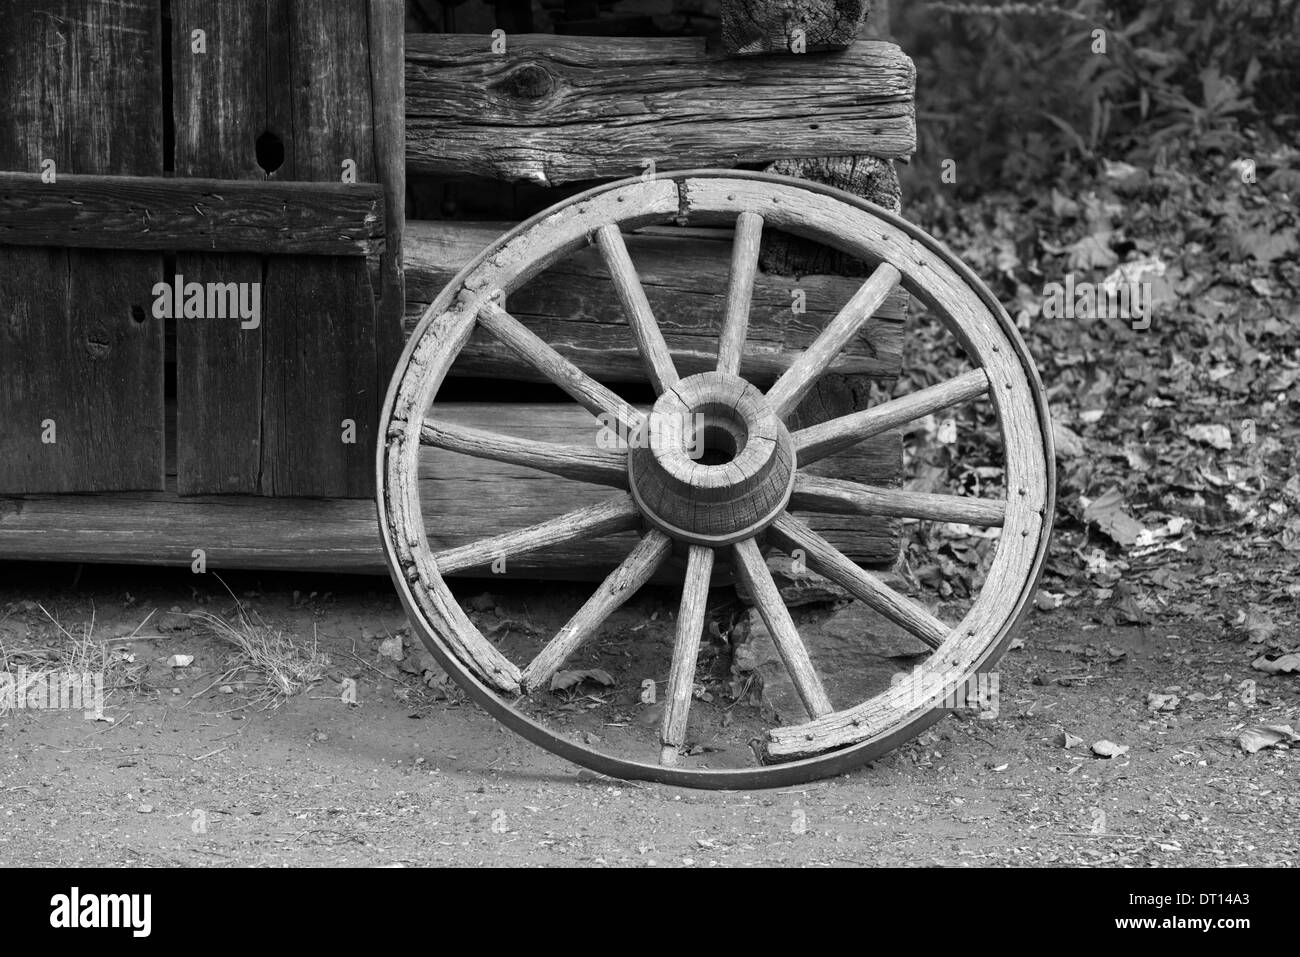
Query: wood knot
496 63 554 100
84 324 112 359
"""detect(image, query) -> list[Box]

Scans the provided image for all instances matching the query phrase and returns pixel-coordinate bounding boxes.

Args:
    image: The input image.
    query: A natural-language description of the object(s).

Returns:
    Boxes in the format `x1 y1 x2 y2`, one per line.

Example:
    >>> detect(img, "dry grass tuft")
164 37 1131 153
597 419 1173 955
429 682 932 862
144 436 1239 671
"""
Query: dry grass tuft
0 604 131 718
193 583 330 709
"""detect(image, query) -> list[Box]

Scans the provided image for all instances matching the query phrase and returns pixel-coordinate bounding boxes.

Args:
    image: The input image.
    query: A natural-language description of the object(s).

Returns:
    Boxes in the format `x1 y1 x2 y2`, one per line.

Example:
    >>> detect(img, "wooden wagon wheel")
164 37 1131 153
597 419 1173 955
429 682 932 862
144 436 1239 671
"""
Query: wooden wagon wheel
378 170 1054 788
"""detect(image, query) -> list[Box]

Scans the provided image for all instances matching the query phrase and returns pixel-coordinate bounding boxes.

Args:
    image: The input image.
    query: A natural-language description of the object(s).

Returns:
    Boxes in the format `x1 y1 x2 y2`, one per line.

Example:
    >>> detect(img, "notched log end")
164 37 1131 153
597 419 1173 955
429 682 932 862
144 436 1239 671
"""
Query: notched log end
720 0 871 56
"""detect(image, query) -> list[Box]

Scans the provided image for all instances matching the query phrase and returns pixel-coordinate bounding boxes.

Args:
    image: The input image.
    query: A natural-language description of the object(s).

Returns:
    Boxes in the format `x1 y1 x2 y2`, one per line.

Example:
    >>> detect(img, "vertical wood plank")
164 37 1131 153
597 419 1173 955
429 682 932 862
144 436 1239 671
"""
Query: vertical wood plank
259 256 377 496
369 0 406 406
172 0 392 497
0 0 164 494
172 0 265 493
257 0 378 497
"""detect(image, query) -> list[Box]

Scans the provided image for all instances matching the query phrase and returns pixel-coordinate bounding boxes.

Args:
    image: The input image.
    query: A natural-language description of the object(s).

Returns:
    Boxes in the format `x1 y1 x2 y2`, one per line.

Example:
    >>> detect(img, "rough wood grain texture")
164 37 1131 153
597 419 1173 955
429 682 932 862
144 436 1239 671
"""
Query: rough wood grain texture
795 369 987 465
421 419 628 488
172 0 267 495
792 473 1006 526
368 0 407 401
768 512 947 649
405 35 916 184
260 256 378 496
522 530 673 690
0 401 902 577
794 367 990 466
173 0 388 497
733 537 834 718
596 224 679 393
766 263 902 417
477 302 645 436
405 220 908 386
717 212 763 377
760 155 903 277
260 0 381 497
0 172 384 254
749 10 903 277
416 404 900 571
0 0 164 494
668 176 1050 762
435 495 641 575
721 0 869 55
661 544 714 765
173 254 263 494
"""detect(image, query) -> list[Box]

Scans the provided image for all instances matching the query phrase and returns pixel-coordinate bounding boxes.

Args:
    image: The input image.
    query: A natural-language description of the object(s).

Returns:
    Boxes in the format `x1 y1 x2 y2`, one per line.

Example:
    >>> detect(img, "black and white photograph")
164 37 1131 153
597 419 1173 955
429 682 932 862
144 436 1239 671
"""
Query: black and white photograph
0 0 1295 915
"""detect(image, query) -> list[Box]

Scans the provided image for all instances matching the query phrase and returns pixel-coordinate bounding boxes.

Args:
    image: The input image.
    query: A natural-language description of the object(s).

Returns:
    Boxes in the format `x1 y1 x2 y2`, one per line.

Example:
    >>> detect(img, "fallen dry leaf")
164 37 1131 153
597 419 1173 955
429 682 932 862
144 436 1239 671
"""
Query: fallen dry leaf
550 668 616 692
1091 739 1130 758
1184 423 1233 450
1082 488 1147 548
1146 692 1180 712
1237 724 1297 754
1251 653 1300 676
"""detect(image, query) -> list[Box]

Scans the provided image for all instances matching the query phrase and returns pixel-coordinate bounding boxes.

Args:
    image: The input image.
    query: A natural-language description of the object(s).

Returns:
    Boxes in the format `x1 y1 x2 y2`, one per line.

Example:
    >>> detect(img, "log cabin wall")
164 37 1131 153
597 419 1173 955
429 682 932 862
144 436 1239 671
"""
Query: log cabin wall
399 0 915 576
0 0 915 579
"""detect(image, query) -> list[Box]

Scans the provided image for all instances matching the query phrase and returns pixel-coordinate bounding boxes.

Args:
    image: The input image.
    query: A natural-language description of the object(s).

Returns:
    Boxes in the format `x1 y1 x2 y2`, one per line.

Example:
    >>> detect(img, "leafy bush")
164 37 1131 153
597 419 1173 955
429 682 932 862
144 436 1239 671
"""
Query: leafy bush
895 0 1300 198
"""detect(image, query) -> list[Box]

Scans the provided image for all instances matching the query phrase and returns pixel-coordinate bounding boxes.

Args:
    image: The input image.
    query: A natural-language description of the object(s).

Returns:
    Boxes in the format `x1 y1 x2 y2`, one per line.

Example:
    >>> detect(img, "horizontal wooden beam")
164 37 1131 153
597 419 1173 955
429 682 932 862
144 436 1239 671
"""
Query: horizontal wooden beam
0 172 384 255
0 403 901 579
405 220 907 385
406 35 916 185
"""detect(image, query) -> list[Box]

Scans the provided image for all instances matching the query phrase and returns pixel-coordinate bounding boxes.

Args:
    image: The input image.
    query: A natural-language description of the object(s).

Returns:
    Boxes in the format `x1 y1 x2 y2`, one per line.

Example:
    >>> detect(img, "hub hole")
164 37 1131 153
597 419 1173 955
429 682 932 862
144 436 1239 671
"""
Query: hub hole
698 424 739 466
690 402 749 466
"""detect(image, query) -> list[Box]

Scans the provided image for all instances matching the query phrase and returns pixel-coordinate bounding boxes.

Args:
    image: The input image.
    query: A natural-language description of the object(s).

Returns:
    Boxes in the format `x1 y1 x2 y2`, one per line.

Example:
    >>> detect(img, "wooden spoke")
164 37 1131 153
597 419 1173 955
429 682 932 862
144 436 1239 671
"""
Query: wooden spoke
595 224 679 393
768 513 947 649
522 530 673 691
765 262 902 418
420 419 628 488
793 368 990 466
731 537 834 719
434 495 641 576
716 211 763 377
791 473 1006 527
477 301 643 435
660 545 714 766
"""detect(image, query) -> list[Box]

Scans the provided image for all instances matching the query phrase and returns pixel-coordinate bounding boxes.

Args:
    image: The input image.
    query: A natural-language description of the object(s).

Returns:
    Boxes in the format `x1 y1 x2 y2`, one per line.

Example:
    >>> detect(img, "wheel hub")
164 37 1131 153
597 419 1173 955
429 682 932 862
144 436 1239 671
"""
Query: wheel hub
628 371 796 546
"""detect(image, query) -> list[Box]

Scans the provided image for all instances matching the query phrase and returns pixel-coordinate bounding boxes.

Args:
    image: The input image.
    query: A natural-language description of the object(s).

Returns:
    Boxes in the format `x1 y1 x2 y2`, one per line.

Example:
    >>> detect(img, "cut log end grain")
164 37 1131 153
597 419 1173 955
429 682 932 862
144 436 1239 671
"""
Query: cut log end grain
760 156 903 279
721 0 871 56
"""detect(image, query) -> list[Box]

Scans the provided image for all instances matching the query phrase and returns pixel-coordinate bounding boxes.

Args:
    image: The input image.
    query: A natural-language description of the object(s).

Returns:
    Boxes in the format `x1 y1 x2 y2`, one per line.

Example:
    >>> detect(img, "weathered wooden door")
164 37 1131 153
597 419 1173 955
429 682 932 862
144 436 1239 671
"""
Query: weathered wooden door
0 0 403 498
0 0 166 494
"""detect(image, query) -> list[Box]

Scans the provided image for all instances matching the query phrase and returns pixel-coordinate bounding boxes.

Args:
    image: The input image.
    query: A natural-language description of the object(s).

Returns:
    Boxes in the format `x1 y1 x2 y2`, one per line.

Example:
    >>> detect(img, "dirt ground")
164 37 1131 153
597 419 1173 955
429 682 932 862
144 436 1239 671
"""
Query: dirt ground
1 562 1295 868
